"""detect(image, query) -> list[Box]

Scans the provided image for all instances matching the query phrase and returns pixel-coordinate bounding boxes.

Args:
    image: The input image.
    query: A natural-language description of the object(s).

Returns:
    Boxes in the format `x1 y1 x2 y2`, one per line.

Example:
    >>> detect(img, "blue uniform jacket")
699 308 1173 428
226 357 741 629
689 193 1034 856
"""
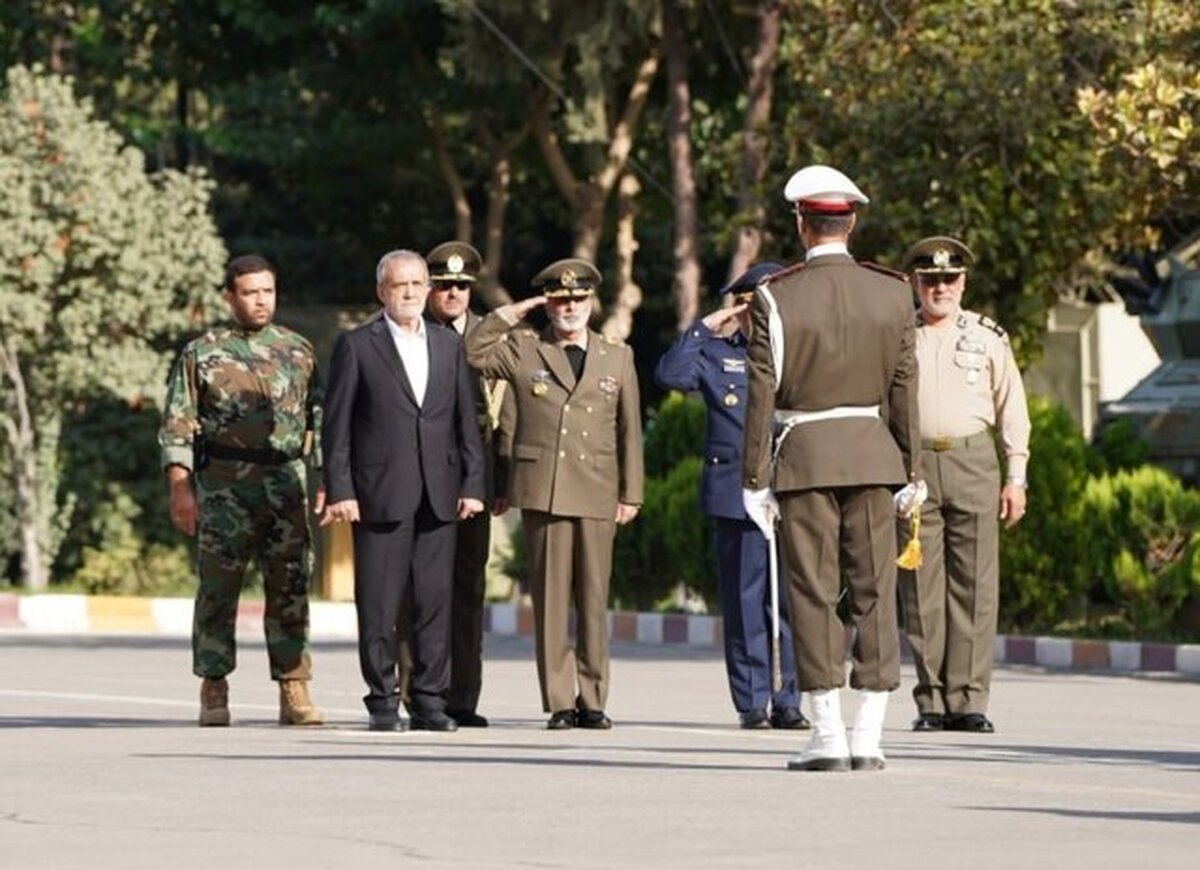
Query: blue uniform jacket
654 321 751 521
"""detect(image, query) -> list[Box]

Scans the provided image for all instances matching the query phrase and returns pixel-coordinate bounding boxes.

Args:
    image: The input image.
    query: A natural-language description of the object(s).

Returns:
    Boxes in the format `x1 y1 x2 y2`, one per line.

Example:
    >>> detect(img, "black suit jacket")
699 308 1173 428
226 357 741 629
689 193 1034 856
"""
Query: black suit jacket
322 315 485 523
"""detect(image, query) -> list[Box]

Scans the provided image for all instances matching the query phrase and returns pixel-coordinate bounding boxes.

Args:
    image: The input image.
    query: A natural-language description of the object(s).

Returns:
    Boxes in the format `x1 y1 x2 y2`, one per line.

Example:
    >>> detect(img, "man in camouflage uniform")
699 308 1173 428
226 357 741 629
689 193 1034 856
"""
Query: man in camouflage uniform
160 254 324 727
898 236 1030 735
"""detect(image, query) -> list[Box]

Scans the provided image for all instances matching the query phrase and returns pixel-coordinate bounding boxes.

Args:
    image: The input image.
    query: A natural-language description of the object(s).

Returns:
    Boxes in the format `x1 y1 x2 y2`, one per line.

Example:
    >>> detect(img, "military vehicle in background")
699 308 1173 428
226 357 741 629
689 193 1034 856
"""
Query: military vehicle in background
1103 231 1200 484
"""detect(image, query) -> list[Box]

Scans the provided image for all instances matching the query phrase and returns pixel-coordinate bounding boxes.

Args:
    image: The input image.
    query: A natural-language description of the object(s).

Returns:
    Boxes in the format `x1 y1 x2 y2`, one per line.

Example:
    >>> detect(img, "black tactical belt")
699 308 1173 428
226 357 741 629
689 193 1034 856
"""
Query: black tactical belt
922 431 990 452
207 443 301 465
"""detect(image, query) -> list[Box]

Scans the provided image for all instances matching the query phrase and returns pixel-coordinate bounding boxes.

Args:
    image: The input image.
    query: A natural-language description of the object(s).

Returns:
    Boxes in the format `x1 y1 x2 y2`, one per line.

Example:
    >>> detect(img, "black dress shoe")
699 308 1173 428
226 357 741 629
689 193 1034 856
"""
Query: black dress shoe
944 712 994 733
547 710 576 730
575 708 613 730
368 710 404 732
770 707 812 730
447 709 489 728
739 709 771 730
409 711 459 732
912 712 945 732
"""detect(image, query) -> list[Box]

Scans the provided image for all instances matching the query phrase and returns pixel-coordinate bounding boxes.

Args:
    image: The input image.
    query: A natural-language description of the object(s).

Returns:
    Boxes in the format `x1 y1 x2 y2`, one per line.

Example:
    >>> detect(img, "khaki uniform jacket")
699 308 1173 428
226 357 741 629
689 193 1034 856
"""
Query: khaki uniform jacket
460 311 516 504
915 309 1031 479
742 254 920 492
467 313 644 519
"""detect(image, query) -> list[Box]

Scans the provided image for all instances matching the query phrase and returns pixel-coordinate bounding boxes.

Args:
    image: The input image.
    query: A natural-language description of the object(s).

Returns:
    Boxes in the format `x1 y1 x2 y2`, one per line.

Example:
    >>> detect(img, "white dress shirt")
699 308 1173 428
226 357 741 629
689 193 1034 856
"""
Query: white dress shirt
384 312 429 407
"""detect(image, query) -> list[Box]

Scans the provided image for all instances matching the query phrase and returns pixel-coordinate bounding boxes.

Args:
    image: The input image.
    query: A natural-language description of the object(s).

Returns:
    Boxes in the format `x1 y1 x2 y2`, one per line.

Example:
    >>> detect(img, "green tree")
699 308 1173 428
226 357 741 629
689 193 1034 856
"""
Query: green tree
0 64 226 588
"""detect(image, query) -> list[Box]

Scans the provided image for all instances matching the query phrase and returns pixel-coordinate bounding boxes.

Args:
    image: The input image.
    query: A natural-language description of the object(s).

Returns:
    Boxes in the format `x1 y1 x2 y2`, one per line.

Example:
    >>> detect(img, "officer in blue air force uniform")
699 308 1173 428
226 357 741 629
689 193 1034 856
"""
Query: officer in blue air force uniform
655 263 808 730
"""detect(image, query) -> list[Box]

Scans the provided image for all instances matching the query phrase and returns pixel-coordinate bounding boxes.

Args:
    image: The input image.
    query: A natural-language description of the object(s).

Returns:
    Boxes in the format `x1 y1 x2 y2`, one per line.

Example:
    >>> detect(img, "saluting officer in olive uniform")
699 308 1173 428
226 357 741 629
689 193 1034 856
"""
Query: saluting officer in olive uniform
396 241 515 728
898 236 1031 735
742 165 920 772
466 259 644 730
160 254 324 728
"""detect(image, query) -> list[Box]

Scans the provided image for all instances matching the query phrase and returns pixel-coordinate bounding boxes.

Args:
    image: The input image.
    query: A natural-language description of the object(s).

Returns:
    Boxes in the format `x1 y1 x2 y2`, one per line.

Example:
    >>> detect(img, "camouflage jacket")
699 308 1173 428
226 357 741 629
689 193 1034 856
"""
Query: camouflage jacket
159 322 322 472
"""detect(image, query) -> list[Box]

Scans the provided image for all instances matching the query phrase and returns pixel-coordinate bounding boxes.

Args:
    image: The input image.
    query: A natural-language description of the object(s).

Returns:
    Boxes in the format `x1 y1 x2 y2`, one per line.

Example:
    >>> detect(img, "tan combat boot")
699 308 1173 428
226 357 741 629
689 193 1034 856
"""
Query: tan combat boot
199 677 230 727
279 679 325 726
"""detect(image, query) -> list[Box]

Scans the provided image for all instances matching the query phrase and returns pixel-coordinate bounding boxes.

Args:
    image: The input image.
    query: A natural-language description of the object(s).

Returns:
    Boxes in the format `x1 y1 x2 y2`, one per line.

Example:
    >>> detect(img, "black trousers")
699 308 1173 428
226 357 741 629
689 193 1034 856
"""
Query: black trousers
396 510 490 712
352 495 457 715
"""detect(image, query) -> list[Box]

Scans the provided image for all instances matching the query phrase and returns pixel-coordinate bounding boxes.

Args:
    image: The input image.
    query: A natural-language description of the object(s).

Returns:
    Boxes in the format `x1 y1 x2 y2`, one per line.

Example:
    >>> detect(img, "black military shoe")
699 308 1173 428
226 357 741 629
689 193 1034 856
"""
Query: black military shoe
409 710 459 732
368 710 404 732
912 712 945 732
448 709 489 728
944 713 994 733
547 710 576 730
739 709 771 730
770 707 812 730
575 708 613 730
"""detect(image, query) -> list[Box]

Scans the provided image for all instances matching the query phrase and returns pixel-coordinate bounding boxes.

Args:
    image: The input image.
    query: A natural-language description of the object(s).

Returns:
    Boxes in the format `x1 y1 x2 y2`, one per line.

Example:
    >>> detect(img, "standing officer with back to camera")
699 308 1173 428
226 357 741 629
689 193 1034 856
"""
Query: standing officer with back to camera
655 262 808 731
897 236 1030 735
395 241 516 728
160 253 325 728
466 258 644 730
742 165 920 773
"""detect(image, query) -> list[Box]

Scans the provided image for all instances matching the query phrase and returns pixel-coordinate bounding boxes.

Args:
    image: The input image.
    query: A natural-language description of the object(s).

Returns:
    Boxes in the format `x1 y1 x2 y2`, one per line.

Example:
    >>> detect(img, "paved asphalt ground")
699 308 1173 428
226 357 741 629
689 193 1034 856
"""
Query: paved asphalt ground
1 633 1197 870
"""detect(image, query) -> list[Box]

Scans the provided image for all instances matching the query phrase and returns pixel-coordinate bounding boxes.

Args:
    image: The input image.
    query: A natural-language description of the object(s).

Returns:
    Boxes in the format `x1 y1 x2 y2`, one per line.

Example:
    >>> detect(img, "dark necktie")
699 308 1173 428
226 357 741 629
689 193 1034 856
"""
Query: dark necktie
563 345 586 381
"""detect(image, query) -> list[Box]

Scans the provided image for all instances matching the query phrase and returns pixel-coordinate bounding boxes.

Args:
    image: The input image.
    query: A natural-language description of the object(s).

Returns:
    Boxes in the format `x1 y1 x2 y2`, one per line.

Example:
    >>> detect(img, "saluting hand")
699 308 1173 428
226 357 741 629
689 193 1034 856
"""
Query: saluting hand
498 295 547 322
700 302 749 332
320 498 361 526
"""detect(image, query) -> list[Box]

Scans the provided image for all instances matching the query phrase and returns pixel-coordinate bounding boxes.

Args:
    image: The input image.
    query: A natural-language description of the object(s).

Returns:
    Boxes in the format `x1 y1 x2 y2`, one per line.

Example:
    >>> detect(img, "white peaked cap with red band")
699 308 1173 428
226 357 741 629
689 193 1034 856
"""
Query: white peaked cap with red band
783 164 869 214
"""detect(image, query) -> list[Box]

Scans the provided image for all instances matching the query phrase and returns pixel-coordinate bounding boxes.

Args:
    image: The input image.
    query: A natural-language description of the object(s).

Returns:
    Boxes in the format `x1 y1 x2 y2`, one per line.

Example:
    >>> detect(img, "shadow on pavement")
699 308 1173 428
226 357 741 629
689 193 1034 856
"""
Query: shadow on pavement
132 750 769 773
965 806 1200 825
0 716 193 729
888 741 1200 771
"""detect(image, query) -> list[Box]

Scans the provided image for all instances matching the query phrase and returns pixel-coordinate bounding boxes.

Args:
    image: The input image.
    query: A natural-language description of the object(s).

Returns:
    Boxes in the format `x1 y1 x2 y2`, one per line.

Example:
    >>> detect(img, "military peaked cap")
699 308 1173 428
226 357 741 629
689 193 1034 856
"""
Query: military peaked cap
720 262 784 296
903 236 975 274
427 241 482 283
532 258 601 299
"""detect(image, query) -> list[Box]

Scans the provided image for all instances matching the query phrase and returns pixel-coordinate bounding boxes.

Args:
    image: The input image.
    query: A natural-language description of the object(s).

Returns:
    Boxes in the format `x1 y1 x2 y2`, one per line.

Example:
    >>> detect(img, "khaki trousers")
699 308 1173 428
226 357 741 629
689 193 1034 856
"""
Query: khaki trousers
778 486 900 692
522 510 616 713
897 439 1000 715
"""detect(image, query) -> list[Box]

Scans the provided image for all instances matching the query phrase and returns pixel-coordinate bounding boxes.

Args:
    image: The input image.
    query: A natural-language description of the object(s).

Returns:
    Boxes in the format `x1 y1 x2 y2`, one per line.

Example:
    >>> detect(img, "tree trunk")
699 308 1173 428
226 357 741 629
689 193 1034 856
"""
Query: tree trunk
728 0 783 284
601 172 643 340
428 108 473 243
478 121 531 310
532 43 661 264
663 0 702 330
0 342 48 590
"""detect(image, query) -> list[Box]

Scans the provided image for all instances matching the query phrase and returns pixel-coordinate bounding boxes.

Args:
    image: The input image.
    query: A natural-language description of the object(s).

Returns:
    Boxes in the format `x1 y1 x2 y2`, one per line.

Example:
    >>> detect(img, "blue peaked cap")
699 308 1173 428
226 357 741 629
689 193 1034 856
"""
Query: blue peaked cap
719 262 784 296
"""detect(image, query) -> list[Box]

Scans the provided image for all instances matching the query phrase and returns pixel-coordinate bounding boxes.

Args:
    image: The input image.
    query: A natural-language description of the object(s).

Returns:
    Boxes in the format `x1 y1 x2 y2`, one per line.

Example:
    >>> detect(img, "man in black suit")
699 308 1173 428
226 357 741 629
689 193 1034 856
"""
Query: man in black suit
322 249 485 732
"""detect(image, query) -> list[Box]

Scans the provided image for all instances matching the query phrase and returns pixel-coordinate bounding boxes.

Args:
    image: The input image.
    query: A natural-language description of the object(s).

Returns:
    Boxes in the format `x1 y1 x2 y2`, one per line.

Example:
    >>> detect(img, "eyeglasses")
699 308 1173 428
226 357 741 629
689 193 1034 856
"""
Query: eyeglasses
731 293 755 306
431 282 471 292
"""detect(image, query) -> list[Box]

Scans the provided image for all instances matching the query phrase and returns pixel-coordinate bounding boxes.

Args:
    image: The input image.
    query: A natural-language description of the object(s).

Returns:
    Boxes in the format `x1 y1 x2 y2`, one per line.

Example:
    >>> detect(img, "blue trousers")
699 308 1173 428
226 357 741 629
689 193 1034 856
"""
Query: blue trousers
713 517 800 713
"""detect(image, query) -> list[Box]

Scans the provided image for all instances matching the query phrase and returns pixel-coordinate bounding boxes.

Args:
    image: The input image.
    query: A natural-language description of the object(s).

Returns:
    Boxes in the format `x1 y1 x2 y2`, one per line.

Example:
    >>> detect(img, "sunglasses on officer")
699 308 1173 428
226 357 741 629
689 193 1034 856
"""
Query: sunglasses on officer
431 281 472 293
915 272 964 286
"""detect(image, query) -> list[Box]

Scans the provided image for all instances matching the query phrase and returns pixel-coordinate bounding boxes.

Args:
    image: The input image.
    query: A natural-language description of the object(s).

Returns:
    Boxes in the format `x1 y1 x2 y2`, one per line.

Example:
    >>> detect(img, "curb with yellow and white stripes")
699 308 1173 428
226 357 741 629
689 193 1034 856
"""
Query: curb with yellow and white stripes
1 592 1197 678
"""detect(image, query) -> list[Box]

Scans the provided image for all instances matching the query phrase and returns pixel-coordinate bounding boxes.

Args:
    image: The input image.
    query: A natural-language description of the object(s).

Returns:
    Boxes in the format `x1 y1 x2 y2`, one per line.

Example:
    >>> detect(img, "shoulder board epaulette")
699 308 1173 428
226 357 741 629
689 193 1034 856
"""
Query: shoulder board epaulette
759 261 806 287
600 333 625 347
975 313 1008 338
856 259 908 282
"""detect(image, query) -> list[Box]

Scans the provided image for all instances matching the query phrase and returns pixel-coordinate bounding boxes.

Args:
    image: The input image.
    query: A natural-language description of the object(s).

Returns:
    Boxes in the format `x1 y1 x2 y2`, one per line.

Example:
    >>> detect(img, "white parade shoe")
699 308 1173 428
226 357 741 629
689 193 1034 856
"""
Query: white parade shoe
786 689 850 772
849 690 889 771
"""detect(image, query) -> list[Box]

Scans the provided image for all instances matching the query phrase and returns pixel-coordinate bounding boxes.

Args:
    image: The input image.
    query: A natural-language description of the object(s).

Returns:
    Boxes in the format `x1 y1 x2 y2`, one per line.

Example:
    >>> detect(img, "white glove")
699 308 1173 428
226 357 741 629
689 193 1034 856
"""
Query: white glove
894 480 928 518
743 487 780 537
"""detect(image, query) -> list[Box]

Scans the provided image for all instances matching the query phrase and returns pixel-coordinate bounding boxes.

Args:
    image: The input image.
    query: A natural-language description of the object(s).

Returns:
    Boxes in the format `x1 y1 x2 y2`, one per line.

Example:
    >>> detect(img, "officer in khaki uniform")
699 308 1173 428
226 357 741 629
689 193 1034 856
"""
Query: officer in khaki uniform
466 258 644 730
396 241 516 728
742 165 920 772
898 236 1030 734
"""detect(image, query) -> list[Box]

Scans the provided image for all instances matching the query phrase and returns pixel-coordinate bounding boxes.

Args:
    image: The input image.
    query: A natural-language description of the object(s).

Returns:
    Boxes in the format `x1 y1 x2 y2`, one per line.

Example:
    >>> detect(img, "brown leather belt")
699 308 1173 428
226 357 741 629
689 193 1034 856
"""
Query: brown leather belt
921 431 990 452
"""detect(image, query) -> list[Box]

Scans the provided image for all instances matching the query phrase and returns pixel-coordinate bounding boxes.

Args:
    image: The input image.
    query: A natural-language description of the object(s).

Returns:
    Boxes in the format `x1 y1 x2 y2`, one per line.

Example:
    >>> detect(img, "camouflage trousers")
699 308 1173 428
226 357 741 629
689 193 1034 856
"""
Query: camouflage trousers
193 459 313 681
